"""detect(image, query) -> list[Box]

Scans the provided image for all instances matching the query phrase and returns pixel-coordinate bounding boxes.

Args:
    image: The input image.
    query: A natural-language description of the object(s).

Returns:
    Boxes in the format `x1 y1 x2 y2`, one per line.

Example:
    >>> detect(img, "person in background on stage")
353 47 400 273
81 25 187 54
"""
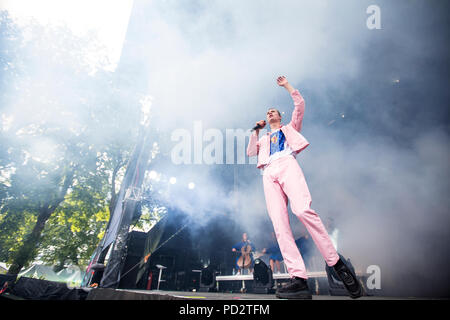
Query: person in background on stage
246 75 363 299
324 217 339 251
231 232 255 275
295 231 315 270
262 232 283 274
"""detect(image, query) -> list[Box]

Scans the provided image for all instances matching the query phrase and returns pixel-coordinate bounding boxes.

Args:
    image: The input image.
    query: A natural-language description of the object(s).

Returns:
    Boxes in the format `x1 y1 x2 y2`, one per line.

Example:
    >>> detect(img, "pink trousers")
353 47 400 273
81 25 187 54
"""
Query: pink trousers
262 155 339 279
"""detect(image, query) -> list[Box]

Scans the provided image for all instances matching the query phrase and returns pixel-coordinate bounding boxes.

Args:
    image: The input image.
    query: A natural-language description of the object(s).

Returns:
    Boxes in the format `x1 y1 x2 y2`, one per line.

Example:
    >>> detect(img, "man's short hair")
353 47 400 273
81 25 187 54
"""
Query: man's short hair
268 108 281 117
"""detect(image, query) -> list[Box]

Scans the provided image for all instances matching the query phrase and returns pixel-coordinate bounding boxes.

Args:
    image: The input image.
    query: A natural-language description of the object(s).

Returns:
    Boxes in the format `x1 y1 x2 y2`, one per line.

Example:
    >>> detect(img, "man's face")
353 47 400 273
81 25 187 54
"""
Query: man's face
243 233 248 241
267 108 281 124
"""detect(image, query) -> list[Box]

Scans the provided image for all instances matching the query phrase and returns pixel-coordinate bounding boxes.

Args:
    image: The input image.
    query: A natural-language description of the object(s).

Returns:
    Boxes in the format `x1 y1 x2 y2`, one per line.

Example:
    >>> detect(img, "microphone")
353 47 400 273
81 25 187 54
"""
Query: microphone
251 121 266 131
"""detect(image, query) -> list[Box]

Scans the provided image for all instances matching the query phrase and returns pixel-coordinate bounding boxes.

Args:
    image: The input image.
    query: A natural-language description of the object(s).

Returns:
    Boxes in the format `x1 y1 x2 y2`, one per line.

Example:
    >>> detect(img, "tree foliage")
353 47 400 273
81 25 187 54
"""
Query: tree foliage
0 10 144 273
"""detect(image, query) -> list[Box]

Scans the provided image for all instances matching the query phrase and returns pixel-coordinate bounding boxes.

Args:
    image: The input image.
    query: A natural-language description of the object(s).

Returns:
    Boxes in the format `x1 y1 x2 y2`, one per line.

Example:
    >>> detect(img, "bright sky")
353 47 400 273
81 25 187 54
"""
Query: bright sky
0 0 134 70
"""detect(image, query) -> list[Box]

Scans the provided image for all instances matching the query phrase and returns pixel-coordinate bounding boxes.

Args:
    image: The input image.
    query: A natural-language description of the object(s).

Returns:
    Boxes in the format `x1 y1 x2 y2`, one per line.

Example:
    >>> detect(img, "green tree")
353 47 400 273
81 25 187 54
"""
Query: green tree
0 11 143 274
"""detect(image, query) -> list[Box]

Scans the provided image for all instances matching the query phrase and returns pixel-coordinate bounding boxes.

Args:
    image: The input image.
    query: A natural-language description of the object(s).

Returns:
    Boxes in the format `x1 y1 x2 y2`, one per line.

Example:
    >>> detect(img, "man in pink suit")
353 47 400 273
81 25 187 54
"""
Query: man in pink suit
247 76 363 299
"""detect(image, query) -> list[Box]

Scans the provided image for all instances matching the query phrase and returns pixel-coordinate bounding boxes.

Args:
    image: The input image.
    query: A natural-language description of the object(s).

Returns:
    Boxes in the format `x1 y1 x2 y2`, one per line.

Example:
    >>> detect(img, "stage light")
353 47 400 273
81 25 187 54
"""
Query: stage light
253 259 274 294
188 182 195 189
199 265 218 292
169 177 177 184
149 170 158 180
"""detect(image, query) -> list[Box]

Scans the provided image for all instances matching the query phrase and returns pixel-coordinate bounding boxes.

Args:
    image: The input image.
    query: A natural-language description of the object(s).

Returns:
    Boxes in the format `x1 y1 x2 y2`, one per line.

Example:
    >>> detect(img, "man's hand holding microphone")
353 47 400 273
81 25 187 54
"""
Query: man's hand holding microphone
252 120 266 135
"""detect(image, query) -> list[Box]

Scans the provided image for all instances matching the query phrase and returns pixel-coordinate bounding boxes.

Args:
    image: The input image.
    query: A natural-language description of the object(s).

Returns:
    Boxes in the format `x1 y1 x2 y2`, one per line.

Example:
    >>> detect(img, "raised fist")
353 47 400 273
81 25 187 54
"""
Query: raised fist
277 76 288 87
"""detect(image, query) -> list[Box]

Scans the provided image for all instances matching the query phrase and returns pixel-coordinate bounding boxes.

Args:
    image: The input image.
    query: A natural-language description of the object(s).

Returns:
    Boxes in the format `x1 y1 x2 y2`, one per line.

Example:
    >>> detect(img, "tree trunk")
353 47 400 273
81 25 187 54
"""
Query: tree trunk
108 159 124 215
7 171 74 275
7 204 53 275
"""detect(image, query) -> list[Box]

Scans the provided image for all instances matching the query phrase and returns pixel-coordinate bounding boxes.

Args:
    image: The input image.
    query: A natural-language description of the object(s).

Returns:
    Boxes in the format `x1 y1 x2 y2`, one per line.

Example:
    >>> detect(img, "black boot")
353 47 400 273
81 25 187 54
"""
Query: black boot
333 258 363 299
275 277 312 300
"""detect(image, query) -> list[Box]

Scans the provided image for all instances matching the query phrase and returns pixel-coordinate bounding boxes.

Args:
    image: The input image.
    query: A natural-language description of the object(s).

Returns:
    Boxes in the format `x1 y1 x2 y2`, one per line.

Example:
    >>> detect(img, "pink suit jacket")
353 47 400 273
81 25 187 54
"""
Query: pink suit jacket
247 89 310 169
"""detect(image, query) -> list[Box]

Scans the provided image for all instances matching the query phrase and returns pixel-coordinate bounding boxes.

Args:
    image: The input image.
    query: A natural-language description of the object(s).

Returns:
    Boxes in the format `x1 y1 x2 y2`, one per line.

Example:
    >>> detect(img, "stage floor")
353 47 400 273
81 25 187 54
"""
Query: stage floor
86 288 422 300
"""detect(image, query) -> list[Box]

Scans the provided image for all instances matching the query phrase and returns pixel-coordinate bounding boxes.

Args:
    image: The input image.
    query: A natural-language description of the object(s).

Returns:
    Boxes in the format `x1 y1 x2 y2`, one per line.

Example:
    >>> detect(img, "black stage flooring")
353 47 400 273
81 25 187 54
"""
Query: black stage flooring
86 288 428 300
